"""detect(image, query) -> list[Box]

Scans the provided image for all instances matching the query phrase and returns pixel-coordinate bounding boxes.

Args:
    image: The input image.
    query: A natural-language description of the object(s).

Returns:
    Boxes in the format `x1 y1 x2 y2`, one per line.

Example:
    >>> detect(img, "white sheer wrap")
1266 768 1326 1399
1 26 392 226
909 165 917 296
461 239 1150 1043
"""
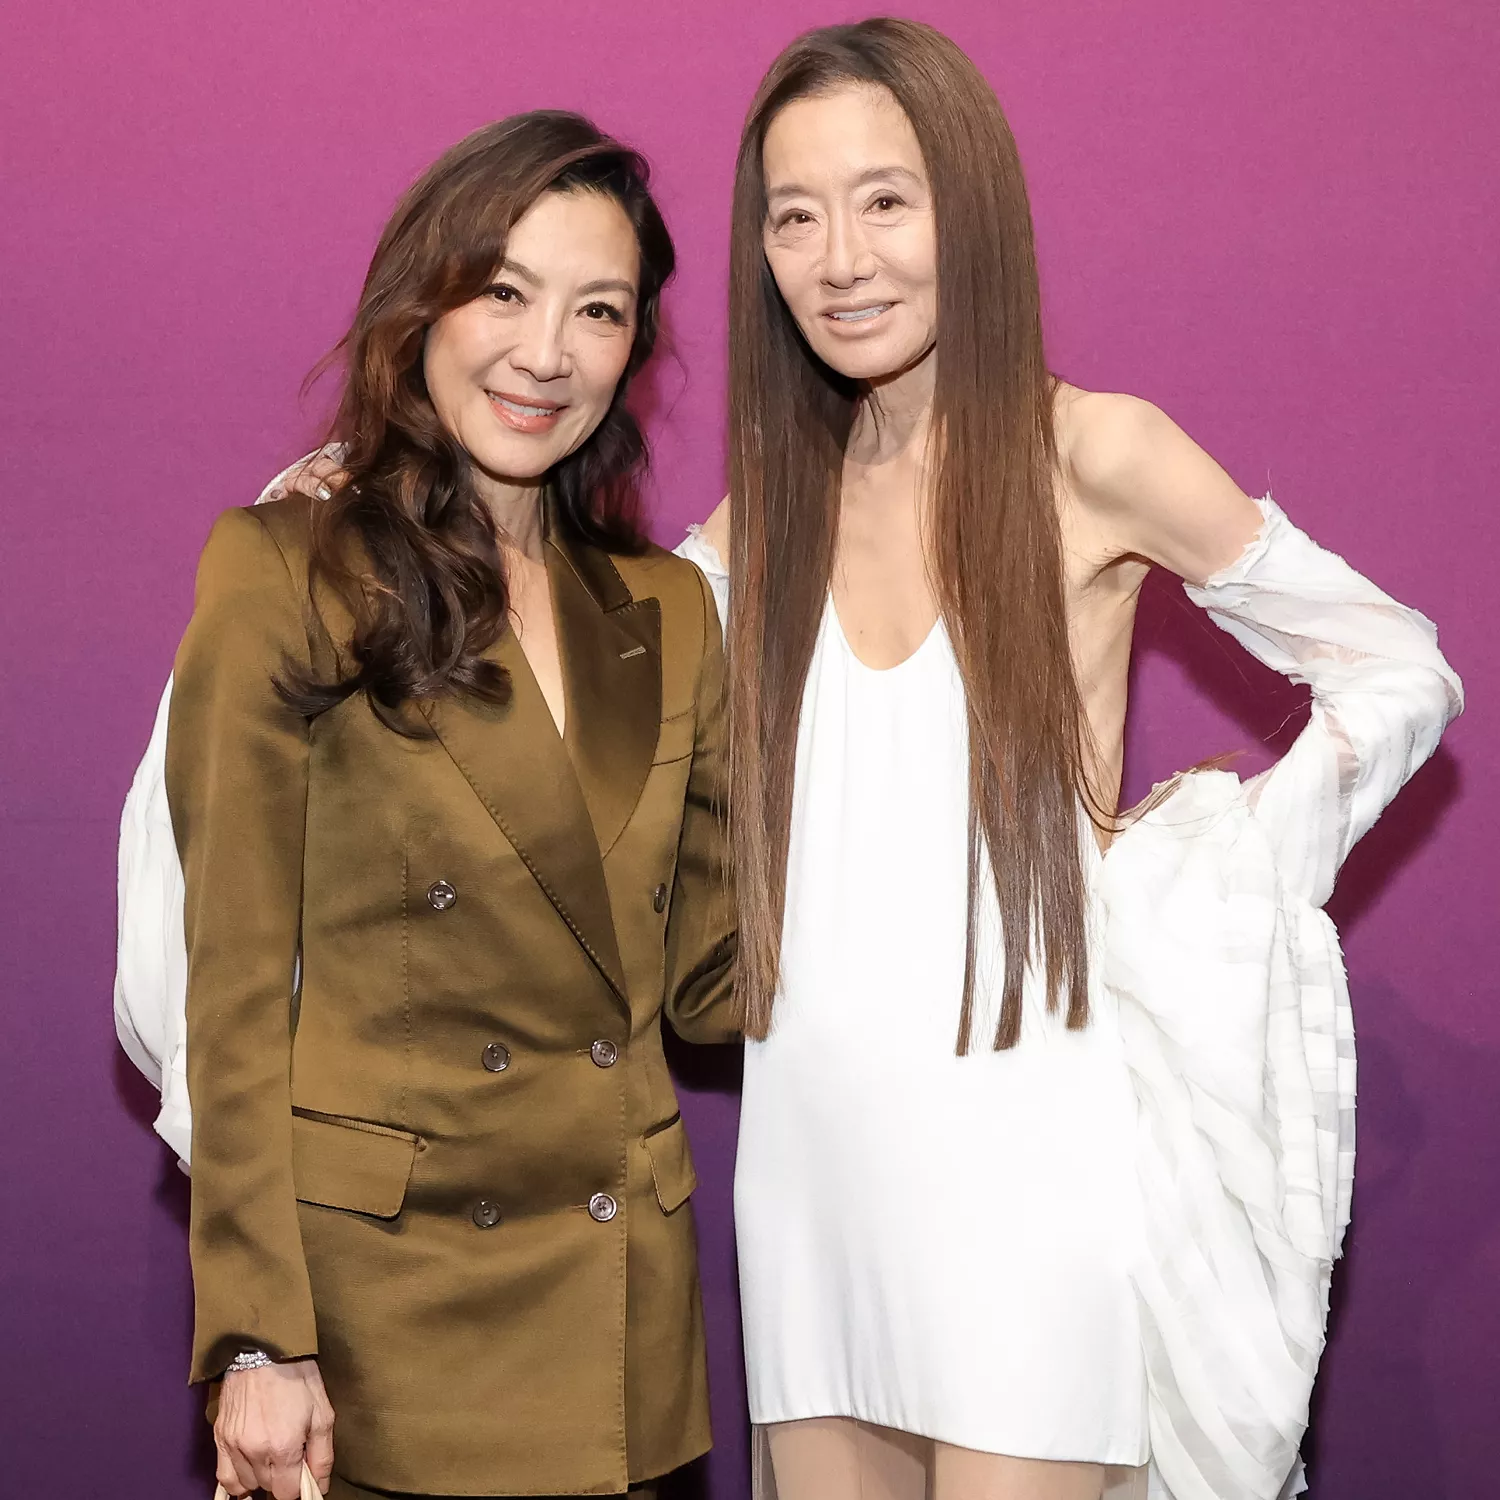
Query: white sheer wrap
1098 500 1460 1499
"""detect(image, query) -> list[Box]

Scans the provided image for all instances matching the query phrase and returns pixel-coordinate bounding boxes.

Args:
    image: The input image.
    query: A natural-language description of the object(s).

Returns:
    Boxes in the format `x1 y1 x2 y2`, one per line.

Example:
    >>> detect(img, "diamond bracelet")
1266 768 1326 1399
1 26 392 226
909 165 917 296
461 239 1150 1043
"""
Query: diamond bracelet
226 1349 276 1374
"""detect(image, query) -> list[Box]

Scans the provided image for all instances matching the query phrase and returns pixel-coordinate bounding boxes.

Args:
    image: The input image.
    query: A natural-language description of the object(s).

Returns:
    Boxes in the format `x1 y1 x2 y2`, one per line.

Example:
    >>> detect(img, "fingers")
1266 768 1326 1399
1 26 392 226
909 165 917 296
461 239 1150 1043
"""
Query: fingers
305 1400 336 1495
292 454 346 503
265 1442 309 1500
220 1432 305 1499
216 1361 325 1499
214 1434 258 1498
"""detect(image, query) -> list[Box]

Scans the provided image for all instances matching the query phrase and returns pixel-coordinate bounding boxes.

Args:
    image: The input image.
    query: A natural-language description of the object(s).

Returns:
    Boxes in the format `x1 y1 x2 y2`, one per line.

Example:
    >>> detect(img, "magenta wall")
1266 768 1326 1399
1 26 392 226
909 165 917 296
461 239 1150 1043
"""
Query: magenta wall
3 2 1494 1496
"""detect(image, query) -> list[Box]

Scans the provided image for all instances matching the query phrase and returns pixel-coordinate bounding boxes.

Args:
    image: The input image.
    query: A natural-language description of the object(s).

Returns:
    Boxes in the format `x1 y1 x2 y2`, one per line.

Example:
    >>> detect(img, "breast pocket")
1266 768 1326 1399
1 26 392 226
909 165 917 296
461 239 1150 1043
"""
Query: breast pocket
653 709 695 766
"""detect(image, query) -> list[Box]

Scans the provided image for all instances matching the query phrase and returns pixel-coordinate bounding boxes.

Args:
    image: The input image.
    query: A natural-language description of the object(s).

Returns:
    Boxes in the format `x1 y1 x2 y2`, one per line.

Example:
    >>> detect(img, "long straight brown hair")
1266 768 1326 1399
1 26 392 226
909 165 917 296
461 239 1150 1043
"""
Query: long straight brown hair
729 19 1093 1051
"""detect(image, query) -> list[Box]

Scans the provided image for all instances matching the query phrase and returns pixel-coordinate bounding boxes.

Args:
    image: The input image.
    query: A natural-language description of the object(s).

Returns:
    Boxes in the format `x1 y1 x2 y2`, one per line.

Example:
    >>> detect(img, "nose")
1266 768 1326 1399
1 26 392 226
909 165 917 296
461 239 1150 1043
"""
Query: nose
509 302 571 383
821 206 876 290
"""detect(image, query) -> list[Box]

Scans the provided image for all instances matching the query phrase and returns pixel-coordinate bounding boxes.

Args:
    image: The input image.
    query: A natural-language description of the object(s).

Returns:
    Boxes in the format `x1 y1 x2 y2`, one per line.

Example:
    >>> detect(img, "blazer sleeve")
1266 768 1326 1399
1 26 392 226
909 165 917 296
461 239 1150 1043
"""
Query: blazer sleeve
661 563 740 1044
165 505 318 1381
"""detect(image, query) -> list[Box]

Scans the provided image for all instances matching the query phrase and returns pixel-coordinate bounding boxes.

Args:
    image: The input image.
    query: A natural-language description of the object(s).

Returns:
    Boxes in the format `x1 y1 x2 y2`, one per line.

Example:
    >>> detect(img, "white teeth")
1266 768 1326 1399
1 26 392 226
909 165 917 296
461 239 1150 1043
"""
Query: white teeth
829 304 890 322
490 394 556 417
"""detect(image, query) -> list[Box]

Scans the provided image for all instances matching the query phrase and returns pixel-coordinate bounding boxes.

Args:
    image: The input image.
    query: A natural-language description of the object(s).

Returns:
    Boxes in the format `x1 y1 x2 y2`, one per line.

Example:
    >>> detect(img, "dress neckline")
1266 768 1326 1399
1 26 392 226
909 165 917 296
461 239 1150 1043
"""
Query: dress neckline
825 594 946 675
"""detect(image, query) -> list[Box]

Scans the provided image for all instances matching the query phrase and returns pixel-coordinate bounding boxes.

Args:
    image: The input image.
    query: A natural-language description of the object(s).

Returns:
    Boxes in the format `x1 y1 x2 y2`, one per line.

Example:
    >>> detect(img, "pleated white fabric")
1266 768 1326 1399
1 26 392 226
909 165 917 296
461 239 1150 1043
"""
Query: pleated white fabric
1097 501 1461 1499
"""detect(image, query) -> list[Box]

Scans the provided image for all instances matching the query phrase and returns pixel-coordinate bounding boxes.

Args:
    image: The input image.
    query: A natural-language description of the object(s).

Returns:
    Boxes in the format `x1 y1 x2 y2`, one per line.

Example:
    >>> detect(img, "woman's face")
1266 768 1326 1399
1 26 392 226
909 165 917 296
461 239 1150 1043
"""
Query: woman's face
424 189 640 487
761 83 937 384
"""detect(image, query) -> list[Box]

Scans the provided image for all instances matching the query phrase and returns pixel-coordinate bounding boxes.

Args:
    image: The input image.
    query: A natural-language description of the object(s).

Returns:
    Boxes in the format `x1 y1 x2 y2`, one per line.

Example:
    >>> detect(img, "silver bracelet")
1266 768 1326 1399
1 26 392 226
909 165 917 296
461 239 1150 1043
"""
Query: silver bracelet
226 1349 275 1373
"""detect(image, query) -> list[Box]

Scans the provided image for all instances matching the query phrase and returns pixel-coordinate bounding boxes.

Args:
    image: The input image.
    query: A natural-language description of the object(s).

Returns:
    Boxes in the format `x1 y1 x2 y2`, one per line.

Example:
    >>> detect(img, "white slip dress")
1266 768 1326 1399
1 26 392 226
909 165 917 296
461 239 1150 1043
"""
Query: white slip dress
680 508 1461 1499
732 597 1150 1466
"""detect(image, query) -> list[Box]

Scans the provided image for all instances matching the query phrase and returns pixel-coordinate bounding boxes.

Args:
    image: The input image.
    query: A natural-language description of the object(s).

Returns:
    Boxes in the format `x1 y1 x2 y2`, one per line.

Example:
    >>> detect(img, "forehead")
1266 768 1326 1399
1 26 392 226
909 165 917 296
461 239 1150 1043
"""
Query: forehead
503 188 640 284
762 83 925 192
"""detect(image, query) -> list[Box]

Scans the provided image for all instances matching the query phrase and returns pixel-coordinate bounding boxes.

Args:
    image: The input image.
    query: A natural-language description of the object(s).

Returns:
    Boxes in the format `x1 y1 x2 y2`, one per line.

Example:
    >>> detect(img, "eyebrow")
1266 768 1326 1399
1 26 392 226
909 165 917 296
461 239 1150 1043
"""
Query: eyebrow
578 278 638 300
498 257 637 301
498 256 542 286
766 164 923 204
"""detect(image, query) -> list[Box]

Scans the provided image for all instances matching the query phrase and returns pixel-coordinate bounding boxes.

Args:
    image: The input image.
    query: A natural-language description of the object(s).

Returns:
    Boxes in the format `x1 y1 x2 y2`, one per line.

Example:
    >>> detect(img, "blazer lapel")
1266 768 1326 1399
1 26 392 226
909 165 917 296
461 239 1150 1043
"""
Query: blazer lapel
418 625 629 1004
548 529 662 862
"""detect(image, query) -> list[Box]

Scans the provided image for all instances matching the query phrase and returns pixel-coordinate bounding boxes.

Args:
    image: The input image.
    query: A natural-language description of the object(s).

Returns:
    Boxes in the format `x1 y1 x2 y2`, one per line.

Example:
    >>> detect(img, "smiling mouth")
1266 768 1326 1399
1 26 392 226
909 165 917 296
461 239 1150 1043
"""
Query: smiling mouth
486 390 566 433
826 303 893 324
488 392 562 417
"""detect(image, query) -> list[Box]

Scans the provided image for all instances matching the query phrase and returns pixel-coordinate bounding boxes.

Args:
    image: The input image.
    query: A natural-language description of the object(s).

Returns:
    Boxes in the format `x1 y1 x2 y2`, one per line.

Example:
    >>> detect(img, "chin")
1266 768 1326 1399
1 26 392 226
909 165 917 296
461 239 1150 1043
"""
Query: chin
813 340 922 384
469 434 563 484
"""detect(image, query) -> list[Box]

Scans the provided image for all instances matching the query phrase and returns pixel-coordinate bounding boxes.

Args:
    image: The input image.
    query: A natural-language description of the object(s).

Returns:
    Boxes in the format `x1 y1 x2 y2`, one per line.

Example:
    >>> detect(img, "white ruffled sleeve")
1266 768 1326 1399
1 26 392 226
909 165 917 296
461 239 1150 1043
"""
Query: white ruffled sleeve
1186 497 1463 905
114 676 192 1163
674 525 729 637
113 450 338 1164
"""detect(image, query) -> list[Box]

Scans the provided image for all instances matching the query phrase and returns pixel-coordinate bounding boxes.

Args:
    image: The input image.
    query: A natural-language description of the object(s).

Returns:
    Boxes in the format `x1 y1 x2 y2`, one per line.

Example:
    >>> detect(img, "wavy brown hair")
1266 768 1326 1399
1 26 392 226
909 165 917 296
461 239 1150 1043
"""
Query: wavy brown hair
280 111 675 727
729 19 1094 1051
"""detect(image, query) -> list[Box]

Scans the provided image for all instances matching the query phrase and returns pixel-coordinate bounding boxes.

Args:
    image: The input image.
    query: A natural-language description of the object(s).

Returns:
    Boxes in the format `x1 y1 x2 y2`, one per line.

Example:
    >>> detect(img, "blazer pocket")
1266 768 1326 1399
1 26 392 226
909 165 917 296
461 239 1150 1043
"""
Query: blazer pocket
642 1112 697 1215
291 1108 421 1219
653 709 696 765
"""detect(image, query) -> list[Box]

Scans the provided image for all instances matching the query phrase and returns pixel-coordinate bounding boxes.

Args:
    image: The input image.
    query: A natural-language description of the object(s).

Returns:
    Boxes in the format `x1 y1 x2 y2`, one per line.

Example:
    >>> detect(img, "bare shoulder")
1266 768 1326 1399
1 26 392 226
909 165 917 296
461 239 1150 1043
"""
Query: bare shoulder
1051 380 1261 583
699 495 731 564
1053 383 1177 505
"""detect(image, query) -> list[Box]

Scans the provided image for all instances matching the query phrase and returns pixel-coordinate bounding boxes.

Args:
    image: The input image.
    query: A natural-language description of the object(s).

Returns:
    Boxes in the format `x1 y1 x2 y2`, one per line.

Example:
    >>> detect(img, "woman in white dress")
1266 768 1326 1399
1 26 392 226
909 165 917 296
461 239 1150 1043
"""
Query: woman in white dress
690 18 1462 1500
119 17 1463 1500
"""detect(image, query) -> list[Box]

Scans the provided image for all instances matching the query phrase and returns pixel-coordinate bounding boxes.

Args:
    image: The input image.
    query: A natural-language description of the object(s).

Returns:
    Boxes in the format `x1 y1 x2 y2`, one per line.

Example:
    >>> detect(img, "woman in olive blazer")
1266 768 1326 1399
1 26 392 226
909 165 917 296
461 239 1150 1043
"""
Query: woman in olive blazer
167 114 735 1500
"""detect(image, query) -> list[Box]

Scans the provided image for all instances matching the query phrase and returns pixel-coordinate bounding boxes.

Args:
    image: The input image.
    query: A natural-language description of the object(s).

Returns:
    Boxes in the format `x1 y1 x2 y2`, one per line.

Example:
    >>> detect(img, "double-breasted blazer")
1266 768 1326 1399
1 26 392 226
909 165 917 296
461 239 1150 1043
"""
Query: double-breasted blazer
166 494 737 1496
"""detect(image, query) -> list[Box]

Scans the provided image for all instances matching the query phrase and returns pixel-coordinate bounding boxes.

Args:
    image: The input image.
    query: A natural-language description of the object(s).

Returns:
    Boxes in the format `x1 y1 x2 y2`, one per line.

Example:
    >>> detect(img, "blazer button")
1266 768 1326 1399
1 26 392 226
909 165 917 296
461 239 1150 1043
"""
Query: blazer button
588 1192 619 1223
482 1042 511 1073
590 1039 619 1069
652 883 668 914
427 880 457 911
472 1200 502 1229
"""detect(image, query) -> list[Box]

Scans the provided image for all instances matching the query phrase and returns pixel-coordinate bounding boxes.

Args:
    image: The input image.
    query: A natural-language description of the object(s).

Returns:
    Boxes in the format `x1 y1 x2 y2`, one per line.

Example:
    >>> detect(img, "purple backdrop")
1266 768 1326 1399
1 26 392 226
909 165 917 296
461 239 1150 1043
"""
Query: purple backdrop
2 1 1494 1496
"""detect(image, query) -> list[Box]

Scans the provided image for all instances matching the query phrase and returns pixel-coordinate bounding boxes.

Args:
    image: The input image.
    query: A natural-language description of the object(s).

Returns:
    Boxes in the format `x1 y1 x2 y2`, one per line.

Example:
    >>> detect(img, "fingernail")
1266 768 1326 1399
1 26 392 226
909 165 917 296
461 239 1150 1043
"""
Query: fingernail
315 483 333 501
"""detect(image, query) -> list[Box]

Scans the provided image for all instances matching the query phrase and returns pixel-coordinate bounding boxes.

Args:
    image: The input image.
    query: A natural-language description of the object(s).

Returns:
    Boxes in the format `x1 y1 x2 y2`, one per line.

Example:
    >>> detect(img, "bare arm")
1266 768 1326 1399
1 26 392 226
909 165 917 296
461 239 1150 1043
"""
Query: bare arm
1059 387 1264 583
1056 386 1462 901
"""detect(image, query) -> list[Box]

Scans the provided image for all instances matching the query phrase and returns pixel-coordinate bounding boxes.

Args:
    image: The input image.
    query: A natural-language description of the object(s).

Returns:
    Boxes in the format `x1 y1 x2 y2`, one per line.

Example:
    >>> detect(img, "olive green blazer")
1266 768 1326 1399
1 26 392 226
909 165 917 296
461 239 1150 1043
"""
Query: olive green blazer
167 496 737 1495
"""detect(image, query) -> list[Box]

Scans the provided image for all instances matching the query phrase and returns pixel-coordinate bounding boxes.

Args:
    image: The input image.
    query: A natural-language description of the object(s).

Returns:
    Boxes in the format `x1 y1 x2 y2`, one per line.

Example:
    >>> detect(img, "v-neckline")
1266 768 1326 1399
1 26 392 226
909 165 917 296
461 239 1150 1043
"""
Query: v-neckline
415 525 664 1005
